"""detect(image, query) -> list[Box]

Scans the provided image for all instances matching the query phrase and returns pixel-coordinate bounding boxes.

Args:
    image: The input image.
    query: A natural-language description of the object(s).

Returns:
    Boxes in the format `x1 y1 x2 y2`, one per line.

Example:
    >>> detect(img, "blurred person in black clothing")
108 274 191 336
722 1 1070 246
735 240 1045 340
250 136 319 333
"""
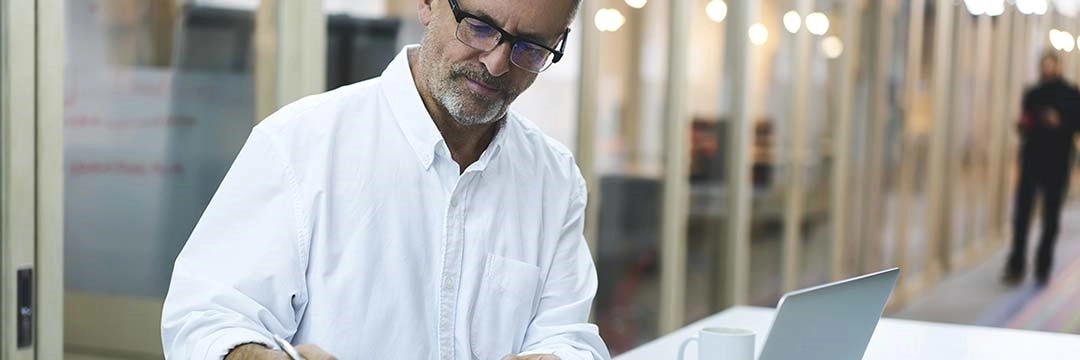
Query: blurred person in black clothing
1005 51 1080 286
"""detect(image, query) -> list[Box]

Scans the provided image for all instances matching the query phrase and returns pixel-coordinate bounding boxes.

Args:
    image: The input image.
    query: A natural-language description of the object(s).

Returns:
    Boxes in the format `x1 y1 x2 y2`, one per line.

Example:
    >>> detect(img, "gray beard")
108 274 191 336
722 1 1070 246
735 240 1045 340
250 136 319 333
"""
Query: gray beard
416 41 512 127
434 83 507 126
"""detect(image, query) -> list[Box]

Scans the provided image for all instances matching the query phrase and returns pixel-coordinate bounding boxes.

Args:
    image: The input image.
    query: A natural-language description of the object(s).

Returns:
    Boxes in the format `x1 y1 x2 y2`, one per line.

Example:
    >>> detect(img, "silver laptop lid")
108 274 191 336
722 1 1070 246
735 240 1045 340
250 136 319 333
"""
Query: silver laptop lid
758 267 900 360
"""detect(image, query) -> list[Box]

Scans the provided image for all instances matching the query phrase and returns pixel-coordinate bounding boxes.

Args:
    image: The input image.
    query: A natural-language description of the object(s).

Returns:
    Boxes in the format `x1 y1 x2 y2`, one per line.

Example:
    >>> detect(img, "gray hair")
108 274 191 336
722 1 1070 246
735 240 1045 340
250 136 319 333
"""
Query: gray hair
567 0 583 25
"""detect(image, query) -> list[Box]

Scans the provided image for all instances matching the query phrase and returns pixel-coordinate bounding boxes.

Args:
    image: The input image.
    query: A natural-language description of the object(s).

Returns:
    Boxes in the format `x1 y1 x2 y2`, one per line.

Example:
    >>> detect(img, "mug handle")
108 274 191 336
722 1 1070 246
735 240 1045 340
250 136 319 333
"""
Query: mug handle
677 336 698 360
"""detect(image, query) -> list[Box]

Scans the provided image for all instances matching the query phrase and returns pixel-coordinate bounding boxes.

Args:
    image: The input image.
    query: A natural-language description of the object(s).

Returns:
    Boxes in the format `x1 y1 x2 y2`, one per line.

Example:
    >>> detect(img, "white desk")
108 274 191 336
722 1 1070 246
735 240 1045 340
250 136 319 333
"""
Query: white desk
615 306 1080 360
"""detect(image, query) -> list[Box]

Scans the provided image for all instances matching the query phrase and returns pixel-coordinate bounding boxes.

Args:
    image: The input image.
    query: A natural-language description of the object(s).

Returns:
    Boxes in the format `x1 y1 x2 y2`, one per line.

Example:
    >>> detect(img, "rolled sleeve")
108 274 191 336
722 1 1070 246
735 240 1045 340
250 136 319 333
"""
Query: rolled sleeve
161 128 310 359
199 327 275 359
519 343 600 360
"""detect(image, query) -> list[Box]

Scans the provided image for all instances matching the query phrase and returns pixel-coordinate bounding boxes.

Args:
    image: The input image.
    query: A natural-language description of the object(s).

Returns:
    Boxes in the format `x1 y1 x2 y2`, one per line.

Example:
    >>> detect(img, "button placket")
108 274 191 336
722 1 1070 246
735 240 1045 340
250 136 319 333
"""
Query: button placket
437 174 473 360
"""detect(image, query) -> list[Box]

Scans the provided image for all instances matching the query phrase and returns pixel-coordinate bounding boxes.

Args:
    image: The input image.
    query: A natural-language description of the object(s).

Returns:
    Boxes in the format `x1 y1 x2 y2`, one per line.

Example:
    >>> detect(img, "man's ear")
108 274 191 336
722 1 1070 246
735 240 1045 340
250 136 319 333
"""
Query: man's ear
418 0 435 27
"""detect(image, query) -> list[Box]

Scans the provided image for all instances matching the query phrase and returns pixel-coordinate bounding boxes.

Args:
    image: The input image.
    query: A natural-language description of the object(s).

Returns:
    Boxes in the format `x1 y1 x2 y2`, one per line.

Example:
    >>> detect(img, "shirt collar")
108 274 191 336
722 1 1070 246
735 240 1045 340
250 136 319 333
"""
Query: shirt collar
382 45 443 169
465 119 508 173
432 120 508 174
381 45 511 172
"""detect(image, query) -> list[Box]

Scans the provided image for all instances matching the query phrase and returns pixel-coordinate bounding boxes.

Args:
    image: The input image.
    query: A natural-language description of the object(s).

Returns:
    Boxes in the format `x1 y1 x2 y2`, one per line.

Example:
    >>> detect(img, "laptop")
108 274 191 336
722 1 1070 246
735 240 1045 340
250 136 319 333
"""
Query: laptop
758 267 900 360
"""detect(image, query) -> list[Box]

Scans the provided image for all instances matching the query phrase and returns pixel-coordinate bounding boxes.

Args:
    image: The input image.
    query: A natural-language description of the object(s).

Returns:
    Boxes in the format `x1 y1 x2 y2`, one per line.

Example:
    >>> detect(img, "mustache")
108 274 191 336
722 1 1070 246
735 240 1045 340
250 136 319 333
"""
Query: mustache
450 64 509 92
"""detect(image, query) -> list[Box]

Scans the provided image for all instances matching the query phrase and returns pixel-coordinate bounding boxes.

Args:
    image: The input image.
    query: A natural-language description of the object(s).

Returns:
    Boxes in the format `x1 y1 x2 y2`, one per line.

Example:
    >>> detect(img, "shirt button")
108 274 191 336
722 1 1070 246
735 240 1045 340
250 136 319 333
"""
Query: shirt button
450 197 459 208
443 278 454 290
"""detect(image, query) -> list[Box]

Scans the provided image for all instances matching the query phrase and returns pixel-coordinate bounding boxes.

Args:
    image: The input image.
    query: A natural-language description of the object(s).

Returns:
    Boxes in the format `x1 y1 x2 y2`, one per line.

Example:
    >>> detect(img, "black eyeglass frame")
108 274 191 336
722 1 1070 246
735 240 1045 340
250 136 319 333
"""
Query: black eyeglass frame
447 0 570 72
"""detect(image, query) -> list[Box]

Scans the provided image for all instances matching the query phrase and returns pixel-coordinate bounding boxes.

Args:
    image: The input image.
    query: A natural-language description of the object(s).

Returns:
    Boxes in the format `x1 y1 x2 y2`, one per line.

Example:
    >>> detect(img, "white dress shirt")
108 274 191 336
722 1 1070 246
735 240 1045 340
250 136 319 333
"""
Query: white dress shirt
161 46 610 360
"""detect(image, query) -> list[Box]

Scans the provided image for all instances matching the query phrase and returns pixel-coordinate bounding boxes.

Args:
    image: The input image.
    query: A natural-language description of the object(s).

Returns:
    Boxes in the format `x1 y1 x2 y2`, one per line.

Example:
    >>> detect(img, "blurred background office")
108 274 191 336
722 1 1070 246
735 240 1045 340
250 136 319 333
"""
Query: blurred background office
4 0 1080 358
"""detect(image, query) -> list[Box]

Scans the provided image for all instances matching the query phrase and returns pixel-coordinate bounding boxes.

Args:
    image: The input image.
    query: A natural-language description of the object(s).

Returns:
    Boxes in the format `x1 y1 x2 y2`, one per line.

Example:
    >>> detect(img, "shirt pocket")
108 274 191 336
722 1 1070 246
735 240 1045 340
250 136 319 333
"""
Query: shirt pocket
470 253 541 360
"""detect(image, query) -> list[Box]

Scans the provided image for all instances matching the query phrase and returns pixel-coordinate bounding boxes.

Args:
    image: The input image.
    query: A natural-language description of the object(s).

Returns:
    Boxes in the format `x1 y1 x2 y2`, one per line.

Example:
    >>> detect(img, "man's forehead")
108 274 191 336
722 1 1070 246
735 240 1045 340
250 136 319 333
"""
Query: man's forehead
458 0 574 39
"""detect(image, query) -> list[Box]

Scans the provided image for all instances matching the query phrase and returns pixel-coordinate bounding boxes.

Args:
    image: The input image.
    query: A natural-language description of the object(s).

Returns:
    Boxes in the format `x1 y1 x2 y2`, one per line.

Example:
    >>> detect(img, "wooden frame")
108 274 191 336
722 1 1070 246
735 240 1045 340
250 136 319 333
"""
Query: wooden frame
782 0 813 293
3 0 64 357
37 0 65 358
719 0 759 309
255 0 327 123
3 0 41 358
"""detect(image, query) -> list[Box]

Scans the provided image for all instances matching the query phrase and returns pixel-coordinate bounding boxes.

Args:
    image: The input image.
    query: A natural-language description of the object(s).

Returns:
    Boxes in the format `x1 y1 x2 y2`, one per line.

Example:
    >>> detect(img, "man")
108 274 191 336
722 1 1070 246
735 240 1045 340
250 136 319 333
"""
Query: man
1005 50 1080 286
161 0 610 359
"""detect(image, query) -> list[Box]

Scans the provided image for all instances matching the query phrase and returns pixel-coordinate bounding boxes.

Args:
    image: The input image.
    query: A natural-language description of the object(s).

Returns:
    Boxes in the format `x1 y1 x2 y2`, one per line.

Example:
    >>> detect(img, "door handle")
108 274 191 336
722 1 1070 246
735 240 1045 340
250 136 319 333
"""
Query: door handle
17 267 32 348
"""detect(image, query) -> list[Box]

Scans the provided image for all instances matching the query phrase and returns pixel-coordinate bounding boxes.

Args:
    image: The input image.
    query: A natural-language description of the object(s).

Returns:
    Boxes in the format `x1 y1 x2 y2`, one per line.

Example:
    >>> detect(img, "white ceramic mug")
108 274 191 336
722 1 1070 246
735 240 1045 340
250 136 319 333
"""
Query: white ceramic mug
677 327 755 360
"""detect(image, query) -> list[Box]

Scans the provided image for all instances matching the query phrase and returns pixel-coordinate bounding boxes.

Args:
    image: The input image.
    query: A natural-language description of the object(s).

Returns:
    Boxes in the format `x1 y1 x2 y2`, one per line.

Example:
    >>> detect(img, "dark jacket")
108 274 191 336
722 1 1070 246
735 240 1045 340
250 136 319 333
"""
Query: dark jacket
1020 78 1080 162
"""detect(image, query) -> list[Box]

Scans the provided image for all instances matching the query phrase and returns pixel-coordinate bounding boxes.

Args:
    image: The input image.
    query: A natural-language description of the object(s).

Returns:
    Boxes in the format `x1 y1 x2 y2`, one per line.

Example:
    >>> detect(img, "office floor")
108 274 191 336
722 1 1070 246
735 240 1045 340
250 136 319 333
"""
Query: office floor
896 201 1080 333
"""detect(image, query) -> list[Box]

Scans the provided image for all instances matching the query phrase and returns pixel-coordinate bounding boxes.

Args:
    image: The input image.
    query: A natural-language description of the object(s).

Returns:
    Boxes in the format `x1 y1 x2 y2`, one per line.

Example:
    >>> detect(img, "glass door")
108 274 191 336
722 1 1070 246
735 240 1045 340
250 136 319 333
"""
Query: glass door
62 1 263 358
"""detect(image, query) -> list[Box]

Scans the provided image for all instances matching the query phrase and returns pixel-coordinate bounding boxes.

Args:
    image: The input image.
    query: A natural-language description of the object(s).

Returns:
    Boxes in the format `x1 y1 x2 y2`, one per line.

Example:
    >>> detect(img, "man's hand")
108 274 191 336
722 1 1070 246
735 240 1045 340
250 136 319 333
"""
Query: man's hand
500 354 561 360
225 343 337 360
295 344 337 360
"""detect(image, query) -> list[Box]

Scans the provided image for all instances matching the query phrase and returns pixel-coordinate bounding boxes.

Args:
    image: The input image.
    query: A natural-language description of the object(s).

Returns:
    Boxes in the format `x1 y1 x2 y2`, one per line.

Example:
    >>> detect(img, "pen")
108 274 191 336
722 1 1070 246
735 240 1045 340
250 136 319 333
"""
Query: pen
272 334 305 360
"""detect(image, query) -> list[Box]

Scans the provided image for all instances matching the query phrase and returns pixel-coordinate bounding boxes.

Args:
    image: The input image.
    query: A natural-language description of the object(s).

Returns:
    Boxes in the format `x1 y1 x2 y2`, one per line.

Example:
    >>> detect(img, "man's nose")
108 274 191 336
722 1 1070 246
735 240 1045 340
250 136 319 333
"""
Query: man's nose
479 42 513 77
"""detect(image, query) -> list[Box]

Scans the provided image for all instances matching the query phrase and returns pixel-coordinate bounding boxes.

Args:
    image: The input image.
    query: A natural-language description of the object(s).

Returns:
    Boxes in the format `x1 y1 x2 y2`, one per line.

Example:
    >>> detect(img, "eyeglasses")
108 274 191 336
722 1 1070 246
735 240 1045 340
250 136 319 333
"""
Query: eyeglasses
447 0 570 73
